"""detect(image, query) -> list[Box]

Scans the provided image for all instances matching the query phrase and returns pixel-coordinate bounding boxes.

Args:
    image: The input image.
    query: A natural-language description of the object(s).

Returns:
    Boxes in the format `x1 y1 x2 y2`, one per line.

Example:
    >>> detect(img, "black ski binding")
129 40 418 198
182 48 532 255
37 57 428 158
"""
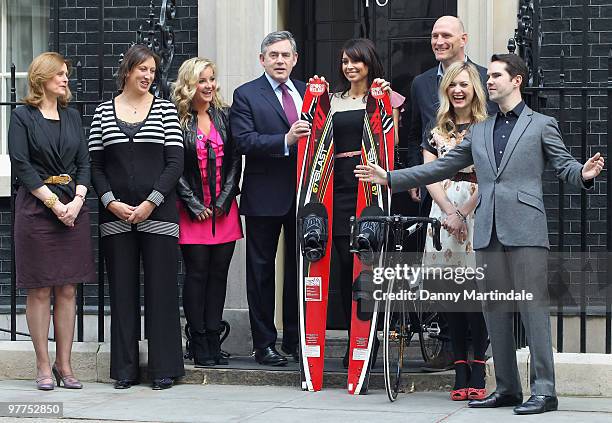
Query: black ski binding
350 220 384 265
298 203 329 263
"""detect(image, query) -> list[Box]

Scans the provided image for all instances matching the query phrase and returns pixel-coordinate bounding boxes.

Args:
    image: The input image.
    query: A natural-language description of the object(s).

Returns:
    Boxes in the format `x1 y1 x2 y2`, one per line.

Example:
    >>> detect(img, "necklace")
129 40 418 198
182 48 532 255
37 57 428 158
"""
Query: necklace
349 90 366 100
121 96 149 114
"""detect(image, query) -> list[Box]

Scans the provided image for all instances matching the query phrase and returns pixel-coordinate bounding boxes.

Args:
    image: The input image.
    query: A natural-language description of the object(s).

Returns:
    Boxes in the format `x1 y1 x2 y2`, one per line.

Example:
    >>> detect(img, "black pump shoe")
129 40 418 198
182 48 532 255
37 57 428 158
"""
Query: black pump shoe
343 345 350 369
281 344 299 363
370 336 380 368
151 377 174 390
113 379 139 389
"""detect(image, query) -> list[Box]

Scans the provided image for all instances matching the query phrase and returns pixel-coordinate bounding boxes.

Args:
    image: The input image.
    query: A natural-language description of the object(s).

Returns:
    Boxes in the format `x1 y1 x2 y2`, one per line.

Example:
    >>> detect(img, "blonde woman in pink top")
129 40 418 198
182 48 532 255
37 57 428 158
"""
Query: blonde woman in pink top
173 57 243 366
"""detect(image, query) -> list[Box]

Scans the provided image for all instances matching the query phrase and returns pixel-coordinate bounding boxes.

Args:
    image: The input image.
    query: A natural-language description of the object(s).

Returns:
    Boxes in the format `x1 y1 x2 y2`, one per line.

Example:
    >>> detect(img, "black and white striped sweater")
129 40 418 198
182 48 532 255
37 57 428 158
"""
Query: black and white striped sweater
88 97 184 237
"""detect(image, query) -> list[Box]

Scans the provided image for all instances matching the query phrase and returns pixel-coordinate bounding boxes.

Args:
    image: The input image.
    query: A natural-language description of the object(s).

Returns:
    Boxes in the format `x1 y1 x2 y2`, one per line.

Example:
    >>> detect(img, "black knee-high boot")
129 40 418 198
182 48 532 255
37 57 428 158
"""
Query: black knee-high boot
192 330 215 367
207 330 228 365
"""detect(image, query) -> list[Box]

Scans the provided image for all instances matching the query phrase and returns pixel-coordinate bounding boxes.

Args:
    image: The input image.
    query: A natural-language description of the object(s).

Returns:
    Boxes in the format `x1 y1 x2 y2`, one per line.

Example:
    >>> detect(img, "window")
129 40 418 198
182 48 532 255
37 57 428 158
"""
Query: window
0 0 49 155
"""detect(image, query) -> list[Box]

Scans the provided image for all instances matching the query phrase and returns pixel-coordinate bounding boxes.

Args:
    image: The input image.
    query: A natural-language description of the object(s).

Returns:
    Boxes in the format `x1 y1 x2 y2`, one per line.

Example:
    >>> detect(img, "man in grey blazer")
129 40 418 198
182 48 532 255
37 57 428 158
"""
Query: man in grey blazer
355 54 604 415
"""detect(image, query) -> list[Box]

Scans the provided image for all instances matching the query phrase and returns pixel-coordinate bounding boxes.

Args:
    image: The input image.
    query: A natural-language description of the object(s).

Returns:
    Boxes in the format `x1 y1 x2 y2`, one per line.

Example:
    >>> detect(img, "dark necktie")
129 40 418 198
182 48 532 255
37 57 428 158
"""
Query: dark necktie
279 83 298 125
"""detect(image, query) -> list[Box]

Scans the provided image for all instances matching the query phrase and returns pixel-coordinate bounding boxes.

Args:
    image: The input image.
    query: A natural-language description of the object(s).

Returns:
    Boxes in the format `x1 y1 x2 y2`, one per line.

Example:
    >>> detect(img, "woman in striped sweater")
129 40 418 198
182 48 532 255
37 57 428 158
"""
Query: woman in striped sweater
88 45 185 390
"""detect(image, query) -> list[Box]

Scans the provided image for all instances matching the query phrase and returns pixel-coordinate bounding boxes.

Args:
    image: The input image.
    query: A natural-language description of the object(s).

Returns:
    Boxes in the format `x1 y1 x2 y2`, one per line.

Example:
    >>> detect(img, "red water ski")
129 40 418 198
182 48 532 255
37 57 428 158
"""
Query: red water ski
296 78 334 391
347 82 394 395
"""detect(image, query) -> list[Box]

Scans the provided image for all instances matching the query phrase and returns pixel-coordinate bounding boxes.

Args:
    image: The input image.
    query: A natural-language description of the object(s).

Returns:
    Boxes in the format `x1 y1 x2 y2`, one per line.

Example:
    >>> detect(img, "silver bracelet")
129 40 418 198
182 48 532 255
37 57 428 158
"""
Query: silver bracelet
455 209 467 223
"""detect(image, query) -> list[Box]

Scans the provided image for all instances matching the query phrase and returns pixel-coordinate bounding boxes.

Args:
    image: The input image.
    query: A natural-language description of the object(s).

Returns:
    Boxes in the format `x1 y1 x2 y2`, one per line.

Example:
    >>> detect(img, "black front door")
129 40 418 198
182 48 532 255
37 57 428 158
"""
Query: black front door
287 0 457 330
288 0 366 87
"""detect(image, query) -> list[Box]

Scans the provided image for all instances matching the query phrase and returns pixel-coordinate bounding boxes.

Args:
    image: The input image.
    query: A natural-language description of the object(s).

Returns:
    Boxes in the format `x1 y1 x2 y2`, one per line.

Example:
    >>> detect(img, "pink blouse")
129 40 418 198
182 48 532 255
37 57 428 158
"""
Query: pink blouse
178 124 243 245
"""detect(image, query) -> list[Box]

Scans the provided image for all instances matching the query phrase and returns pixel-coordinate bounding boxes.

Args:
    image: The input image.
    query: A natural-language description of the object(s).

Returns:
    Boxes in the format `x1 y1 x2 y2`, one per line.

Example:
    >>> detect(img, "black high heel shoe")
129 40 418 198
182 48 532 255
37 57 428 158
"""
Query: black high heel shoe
207 330 228 365
371 336 380 368
342 345 350 369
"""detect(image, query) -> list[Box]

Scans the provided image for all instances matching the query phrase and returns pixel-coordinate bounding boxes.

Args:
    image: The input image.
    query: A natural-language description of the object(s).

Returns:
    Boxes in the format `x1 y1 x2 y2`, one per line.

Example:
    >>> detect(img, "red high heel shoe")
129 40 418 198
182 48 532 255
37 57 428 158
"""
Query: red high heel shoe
450 360 469 401
467 359 487 400
451 388 468 401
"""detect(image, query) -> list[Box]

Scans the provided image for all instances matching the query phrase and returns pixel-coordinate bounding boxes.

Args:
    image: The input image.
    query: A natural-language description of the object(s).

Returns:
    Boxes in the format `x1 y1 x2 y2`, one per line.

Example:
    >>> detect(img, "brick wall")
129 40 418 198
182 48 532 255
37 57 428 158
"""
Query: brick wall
51 0 198 119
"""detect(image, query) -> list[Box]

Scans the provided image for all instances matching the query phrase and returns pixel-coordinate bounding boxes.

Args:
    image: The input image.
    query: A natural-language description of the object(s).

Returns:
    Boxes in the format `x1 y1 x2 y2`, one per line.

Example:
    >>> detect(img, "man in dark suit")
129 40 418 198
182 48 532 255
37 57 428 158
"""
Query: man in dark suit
406 15 494 176
403 16 495 371
230 31 310 366
356 54 604 415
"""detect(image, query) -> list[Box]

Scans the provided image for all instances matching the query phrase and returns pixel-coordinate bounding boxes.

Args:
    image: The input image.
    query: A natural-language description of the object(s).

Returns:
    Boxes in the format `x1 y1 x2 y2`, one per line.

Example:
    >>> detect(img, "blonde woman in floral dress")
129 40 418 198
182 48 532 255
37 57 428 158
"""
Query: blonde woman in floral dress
420 61 489 401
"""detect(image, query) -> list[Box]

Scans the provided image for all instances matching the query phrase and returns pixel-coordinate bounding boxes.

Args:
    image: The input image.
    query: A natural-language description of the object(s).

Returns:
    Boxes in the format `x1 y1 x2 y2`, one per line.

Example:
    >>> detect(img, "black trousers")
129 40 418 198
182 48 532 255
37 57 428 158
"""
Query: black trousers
245 210 298 350
181 242 235 332
103 231 185 381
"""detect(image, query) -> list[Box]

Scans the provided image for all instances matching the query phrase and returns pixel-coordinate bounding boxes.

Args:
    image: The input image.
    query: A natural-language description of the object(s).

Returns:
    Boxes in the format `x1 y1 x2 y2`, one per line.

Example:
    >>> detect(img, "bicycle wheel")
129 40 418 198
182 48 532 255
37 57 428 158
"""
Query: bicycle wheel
417 308 446 363
383 278 415 401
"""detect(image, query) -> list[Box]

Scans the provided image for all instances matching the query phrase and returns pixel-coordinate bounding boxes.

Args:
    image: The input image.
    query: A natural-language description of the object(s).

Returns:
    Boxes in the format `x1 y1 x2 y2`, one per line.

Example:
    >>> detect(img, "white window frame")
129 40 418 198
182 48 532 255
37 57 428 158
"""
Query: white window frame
0 0 49 196
0 0 31 156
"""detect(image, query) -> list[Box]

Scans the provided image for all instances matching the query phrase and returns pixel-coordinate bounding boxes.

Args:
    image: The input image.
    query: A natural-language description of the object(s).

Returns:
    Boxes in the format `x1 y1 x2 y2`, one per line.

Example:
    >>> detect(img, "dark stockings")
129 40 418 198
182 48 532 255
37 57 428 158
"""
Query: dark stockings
448 312 488 389
181 242 235 333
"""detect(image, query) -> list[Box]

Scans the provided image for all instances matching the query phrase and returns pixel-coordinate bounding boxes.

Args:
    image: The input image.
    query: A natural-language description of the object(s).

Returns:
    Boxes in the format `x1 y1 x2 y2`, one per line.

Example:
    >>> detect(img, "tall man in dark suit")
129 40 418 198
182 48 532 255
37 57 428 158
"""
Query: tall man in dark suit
404 15 495 371
230 31 310 366
356 54 604 415
406 15 494 180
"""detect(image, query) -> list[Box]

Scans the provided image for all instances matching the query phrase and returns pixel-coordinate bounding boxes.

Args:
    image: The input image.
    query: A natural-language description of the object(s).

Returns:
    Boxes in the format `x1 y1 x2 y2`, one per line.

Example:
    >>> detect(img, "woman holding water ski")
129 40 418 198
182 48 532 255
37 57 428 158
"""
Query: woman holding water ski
327 38 403 368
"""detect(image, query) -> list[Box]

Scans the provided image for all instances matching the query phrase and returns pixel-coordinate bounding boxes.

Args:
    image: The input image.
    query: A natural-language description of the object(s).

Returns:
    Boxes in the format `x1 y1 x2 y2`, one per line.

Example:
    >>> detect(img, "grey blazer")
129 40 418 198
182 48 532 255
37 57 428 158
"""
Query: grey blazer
389 105 592 250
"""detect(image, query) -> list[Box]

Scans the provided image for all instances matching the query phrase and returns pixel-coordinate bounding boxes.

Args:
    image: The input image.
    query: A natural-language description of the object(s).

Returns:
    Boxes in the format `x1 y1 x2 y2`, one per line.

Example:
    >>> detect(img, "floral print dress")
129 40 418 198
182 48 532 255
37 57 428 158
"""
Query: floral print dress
421 123 477 269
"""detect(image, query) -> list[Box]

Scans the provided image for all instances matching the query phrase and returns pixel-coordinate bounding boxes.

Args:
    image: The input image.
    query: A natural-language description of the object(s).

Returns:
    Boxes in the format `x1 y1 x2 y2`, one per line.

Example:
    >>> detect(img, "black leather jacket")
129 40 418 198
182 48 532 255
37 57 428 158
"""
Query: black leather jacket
177 106 242 221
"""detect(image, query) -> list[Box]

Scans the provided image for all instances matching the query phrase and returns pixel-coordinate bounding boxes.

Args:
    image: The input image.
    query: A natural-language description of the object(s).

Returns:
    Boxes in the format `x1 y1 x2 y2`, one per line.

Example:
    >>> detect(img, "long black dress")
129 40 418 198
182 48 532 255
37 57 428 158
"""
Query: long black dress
329 93 366 328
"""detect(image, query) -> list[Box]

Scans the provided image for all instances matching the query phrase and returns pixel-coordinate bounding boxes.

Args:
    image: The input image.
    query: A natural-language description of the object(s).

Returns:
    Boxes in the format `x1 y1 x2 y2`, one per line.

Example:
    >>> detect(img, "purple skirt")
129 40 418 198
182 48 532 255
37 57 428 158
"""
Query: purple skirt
14 186 96 289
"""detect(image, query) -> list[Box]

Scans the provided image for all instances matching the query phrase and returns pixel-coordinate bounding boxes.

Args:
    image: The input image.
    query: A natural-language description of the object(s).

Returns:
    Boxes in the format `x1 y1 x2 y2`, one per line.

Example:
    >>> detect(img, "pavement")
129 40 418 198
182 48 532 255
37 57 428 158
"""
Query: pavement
0 380 611 422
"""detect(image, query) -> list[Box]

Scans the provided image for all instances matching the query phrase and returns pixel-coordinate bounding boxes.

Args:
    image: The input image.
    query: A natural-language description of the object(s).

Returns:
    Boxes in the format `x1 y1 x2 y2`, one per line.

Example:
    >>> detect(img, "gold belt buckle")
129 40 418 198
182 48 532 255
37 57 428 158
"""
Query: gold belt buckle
45 174 72 185
56 174 72 185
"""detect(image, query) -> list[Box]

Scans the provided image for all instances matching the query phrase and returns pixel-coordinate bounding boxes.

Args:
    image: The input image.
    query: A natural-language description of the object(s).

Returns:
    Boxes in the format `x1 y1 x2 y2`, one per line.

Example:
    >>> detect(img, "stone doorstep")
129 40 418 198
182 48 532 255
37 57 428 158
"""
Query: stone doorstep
183 365 454 392
2 341 611 396
485 348 612 397
0 340 450 390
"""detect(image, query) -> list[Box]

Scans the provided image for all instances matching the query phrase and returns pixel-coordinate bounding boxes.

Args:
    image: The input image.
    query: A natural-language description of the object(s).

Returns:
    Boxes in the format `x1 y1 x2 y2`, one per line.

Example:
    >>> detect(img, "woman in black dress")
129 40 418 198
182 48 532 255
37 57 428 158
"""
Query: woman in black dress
329 39 402 367
9 52 95 390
